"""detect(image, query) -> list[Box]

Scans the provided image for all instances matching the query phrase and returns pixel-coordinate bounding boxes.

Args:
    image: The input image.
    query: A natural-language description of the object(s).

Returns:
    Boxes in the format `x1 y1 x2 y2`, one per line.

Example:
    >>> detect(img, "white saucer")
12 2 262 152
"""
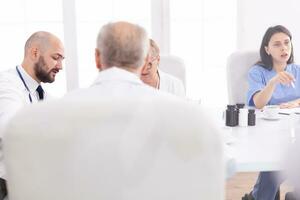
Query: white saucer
261 116 280 120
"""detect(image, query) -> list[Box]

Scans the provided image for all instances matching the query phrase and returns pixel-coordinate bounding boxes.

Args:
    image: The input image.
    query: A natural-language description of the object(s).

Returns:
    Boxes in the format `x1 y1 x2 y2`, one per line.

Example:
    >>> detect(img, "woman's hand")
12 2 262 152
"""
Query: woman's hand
253 71 295 109
269 71 295 86
280 99 300 109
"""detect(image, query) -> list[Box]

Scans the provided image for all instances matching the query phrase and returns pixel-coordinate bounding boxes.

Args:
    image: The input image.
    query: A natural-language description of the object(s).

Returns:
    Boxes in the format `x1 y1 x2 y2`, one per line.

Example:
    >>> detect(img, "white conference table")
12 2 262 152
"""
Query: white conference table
210 108 300 173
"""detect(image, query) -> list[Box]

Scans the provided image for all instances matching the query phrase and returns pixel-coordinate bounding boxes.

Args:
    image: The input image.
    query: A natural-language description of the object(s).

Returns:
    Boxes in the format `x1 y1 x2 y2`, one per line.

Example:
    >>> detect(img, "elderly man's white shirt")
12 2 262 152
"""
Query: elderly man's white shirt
158 70 185 97
66 67 168 100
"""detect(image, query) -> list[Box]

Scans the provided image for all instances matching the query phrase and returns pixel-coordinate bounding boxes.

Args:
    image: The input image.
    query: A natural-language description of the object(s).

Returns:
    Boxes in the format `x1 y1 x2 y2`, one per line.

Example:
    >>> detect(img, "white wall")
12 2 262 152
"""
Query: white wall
237 0 300 61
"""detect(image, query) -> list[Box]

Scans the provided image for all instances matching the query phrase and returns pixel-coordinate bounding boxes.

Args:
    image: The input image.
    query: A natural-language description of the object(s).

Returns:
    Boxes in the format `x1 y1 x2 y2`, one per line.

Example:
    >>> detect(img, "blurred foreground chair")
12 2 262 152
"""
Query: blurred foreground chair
4 96 224 200
226 50 259 104
160 55 186 88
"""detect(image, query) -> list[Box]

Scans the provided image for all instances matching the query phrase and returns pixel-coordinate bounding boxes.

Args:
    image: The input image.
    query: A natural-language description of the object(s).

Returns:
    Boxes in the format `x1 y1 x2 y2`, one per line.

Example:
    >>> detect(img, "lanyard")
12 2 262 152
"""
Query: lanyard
16 66 32 103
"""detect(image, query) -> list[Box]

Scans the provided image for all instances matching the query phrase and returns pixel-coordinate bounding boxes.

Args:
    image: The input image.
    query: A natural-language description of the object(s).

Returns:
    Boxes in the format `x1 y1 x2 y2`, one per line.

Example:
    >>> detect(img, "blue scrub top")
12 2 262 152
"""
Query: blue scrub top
247 63 300 106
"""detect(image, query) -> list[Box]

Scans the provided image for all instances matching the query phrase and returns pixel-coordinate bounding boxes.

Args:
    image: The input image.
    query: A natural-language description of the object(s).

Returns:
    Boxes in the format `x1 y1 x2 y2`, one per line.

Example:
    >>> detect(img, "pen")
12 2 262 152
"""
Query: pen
278 112 300 115
278 112 290 115
291 80 296 88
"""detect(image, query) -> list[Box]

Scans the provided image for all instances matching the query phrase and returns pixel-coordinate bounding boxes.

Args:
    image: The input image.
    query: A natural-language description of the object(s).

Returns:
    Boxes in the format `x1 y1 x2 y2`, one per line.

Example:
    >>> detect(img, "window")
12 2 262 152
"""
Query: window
0 0 237 104
75 0 151 88
170 0 237 104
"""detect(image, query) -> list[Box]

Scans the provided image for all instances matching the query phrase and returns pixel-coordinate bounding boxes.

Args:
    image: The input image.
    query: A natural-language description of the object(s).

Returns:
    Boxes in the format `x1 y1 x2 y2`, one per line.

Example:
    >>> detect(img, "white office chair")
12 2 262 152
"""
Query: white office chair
226 50 260 104
4 96 224 200
159 55 186 88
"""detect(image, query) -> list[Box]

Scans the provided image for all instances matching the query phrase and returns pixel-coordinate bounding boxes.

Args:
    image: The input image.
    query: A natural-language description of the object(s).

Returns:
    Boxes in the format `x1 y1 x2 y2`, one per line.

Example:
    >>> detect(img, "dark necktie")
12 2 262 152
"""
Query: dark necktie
36 85 44 101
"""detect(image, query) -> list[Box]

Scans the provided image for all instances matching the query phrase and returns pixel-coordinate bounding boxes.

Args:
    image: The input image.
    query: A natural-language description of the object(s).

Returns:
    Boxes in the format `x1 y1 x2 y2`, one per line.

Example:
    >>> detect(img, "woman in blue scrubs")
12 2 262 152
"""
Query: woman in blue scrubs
245 25 300 200
247 25 300 109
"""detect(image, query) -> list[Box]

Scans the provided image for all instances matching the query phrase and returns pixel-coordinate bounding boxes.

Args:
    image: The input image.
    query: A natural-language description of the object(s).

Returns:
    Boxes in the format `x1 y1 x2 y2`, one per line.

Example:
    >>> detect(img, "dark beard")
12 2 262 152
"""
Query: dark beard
34 56 54 83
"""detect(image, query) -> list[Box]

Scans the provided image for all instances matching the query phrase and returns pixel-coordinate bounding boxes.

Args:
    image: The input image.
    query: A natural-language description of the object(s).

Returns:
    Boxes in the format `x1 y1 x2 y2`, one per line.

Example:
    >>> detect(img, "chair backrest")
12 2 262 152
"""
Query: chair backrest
159 55 186 88
226 50 260 104
4 96 224 200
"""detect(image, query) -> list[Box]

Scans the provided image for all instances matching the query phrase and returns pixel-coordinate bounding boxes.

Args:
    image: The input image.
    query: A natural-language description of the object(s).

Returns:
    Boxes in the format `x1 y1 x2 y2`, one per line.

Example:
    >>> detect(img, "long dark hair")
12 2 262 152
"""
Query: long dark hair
257 25 294 70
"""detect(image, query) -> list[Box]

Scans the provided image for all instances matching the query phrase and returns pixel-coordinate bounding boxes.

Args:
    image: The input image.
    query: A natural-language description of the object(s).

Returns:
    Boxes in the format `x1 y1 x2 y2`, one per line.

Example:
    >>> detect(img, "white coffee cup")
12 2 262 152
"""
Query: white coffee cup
263 105 280 118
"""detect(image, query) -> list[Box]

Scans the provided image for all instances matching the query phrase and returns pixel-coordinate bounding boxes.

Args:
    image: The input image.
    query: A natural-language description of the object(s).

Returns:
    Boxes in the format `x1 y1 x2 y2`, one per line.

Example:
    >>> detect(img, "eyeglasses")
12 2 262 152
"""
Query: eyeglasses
150 55 159 62
147 55 159 70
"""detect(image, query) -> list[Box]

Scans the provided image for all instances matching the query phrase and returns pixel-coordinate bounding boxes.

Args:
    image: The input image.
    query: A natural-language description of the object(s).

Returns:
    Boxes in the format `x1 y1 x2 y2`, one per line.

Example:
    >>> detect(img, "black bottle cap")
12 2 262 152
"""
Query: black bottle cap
227 105 236 110
236 103 245 109
248 109 255 114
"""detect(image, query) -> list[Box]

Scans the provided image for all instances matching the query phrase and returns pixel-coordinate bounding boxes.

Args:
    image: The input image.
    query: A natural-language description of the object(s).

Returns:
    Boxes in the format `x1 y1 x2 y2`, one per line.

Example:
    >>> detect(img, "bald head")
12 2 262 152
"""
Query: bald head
22 31 65 83
96 21 149 70
24 31 62 56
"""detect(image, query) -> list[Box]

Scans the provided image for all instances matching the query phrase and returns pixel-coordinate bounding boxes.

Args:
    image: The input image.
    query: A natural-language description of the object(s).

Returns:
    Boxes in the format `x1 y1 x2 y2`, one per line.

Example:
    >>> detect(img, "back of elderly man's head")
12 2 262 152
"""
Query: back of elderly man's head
96 21 149 69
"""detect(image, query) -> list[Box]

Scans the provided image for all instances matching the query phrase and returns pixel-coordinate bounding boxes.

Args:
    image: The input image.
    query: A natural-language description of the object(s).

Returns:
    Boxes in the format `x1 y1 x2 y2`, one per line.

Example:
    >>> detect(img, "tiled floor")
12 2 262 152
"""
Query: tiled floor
226 172 293 200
